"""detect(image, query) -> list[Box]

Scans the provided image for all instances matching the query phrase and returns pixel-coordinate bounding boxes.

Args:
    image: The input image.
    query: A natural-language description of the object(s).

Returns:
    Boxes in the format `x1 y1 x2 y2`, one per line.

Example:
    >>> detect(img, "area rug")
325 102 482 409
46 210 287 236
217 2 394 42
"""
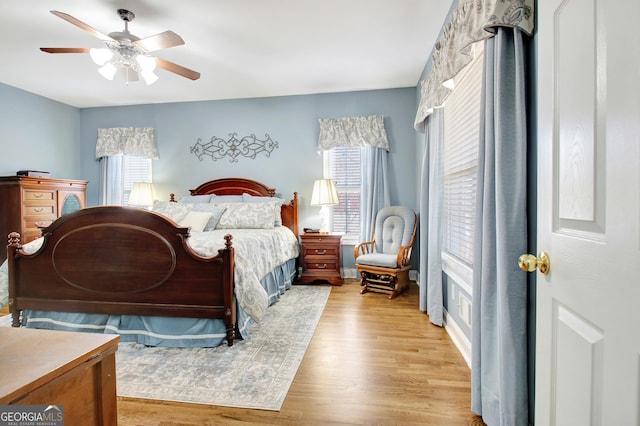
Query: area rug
0 285 331 411
117 285 330 410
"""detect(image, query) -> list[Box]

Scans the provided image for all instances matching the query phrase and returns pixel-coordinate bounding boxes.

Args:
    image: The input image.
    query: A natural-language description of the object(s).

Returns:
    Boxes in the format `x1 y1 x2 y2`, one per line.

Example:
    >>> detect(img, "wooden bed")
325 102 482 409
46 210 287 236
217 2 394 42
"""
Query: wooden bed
6 178 299 347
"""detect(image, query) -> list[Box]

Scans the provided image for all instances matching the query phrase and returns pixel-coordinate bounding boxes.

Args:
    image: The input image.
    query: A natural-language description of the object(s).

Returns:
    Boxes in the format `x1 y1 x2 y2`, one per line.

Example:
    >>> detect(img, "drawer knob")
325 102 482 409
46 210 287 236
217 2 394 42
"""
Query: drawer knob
316 264 327 269
315 249 327 255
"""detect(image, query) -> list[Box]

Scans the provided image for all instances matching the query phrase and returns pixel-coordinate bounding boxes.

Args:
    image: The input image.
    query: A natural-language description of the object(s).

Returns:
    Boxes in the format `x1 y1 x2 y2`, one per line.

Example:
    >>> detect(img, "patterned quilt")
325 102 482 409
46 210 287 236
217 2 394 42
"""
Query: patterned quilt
0 227 299 322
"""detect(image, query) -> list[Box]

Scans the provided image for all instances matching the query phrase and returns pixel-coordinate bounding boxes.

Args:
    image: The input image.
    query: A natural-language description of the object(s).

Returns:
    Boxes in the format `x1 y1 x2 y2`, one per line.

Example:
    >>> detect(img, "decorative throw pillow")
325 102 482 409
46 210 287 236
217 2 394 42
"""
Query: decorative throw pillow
151 200 191 223
242 193 285 226
178 211 213 232
190 204 227 231
215 202 277 229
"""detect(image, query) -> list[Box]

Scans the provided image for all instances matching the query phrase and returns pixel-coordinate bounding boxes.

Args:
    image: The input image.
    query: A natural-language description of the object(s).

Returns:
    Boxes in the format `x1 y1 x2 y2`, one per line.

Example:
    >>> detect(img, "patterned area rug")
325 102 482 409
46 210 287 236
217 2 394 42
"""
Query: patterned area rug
116 285 330 411
0 285 331 411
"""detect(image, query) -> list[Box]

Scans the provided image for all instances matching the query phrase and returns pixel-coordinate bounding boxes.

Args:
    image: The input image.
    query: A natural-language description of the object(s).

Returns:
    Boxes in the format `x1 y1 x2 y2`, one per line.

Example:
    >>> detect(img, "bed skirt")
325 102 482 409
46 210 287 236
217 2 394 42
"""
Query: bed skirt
21 258 297 348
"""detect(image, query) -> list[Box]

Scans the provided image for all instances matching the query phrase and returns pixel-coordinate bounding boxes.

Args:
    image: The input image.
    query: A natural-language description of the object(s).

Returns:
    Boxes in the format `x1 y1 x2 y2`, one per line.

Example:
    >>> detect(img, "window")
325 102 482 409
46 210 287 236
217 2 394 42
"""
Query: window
101 155 152 206
324 146 361 240
122 155 152 205
442 45 484 275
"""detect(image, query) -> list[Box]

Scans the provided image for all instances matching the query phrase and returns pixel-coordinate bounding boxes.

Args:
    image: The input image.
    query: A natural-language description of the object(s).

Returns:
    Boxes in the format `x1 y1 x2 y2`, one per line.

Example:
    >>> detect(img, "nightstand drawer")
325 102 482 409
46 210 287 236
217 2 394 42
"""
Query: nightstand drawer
300 234 341 244
303 259 340 271
302 245 340 258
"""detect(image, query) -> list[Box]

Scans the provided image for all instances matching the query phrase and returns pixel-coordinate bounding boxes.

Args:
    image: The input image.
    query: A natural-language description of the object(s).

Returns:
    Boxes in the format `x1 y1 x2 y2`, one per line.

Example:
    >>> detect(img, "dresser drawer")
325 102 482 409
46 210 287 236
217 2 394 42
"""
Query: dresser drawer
22 230 43 244
24 205 56 215
23 216 55 230
23 189 56 203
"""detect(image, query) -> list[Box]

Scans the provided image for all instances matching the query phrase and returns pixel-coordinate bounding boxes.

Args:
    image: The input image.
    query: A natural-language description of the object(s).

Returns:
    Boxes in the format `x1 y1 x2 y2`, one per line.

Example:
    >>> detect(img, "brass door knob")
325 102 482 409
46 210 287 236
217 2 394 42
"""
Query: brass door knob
518 252 550 275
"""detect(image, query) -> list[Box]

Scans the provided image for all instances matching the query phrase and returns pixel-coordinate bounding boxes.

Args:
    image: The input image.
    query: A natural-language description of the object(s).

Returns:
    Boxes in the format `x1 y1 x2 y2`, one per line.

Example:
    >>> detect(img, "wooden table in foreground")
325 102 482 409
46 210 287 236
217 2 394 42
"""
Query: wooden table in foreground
0 327 119 426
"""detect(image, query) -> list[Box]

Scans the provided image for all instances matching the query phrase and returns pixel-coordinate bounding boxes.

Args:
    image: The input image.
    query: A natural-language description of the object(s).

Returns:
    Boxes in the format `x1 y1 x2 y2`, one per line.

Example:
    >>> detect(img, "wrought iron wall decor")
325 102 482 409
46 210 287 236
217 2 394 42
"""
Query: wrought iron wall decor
190 133 278 163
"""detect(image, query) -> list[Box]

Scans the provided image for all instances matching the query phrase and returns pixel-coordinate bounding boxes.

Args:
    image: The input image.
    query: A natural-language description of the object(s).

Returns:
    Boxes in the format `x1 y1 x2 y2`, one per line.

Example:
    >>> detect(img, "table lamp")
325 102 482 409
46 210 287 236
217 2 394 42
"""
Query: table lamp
128 182 156 209
310 179 339 232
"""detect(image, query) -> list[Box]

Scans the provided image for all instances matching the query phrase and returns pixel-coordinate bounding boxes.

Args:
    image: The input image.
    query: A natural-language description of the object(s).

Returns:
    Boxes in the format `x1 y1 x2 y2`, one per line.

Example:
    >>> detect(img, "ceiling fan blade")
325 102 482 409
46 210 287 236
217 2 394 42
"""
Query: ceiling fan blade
134 31 185 52
40 47 90 54
155 57 201 81
50 10 113 41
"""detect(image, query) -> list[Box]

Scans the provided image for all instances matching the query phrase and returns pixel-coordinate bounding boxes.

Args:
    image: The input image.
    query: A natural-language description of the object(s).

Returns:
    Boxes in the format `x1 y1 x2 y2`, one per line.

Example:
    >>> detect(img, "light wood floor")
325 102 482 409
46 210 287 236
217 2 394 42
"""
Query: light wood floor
117 279 484 425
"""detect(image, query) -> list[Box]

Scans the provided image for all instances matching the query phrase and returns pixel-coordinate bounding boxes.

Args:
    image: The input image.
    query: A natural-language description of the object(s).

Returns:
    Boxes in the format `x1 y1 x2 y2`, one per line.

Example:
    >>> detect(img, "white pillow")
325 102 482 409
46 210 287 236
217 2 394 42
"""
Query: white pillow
179 211 213 232
210 194 244 202
178 194 212 203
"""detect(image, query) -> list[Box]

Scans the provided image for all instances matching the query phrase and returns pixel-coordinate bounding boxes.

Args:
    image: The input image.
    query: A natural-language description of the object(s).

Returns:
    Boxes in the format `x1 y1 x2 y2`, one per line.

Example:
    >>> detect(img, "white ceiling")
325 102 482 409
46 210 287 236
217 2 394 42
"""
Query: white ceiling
0 1 451 108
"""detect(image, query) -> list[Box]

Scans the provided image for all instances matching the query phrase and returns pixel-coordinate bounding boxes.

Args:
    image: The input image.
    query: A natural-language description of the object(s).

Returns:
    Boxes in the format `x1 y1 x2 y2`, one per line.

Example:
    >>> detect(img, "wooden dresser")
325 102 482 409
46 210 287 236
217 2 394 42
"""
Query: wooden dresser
0 176 87 262
298 233 343 285
0 327 119 426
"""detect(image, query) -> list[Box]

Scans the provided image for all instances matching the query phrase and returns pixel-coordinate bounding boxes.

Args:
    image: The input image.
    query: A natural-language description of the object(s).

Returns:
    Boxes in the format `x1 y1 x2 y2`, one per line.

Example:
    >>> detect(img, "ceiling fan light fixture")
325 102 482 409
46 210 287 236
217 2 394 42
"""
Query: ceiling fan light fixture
43 9 201 84
98 62 118 80
136 54 156 72
89 47 113 66
141 70 159 85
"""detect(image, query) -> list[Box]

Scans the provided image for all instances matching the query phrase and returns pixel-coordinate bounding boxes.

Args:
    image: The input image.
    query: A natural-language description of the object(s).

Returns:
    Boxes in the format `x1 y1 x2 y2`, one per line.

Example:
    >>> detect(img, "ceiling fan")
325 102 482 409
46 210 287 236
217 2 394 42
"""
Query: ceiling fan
40 9 200 84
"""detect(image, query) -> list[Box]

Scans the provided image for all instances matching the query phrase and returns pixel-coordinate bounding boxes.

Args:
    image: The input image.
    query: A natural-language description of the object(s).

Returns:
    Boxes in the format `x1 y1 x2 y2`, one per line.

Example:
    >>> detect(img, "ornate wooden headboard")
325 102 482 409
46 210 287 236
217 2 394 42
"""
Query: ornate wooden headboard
173 178 299 238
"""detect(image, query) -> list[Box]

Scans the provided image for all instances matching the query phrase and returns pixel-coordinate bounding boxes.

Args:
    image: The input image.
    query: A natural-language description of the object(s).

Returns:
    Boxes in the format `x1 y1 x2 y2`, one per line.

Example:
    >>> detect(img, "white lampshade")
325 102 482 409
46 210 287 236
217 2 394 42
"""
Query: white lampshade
98 62 118 80
92 48 161 85
136 54 157 72
128 182 156 207
310 179 339 206
140 70 159 85
90 47 113 66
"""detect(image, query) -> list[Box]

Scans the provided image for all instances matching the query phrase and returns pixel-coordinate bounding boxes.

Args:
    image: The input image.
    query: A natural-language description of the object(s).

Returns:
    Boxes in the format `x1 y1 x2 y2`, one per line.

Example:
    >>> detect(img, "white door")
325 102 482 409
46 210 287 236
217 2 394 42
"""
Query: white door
536 0 640 424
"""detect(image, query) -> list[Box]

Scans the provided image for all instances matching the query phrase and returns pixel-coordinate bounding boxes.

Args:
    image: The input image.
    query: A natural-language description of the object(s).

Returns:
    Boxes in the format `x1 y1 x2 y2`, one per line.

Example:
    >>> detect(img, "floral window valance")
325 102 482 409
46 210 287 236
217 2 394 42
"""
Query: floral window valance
96 127 159 159
317 114 389 152
414 0 535 132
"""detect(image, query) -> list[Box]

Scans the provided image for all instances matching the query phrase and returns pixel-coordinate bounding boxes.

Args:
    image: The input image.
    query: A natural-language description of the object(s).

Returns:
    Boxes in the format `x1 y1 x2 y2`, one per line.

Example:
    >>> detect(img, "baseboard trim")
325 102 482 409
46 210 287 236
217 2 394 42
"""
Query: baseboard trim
342 267 358 279
443 310 472 368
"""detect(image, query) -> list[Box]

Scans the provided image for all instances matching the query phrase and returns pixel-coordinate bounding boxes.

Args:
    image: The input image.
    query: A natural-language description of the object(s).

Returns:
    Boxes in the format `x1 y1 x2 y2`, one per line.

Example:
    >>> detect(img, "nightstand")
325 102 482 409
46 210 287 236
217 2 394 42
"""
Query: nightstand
298 233 342 285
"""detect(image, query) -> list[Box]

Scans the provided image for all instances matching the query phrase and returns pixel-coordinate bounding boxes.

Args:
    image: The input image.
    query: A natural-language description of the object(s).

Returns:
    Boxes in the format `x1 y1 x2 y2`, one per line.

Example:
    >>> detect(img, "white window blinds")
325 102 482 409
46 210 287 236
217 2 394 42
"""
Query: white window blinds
122 156 152 205
325 146 361 236
443 47 484 267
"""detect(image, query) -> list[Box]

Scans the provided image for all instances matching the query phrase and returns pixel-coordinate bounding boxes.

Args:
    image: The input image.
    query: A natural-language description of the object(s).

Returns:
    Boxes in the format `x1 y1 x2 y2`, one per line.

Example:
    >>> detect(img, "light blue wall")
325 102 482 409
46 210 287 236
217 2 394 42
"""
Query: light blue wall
79 88 419 269
0 82 81 178
0 82 420 271
0 82 420 270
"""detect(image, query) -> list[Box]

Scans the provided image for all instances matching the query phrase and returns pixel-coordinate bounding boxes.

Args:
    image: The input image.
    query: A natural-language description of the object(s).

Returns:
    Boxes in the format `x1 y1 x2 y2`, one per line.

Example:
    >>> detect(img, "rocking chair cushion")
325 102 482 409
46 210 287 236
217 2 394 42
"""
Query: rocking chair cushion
355 253 398 269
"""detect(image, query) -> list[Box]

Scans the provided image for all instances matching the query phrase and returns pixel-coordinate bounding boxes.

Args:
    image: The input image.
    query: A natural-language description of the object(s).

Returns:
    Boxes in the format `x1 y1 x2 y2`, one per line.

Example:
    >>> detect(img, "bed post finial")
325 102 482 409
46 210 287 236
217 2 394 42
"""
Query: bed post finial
8 232 21 248
224 234 233 249
169 193 176 202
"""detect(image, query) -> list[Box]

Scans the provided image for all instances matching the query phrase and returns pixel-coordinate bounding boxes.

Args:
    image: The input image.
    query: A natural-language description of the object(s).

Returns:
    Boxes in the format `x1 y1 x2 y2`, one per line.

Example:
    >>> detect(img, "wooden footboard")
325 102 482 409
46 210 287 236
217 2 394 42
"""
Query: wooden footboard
6 206 237 345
